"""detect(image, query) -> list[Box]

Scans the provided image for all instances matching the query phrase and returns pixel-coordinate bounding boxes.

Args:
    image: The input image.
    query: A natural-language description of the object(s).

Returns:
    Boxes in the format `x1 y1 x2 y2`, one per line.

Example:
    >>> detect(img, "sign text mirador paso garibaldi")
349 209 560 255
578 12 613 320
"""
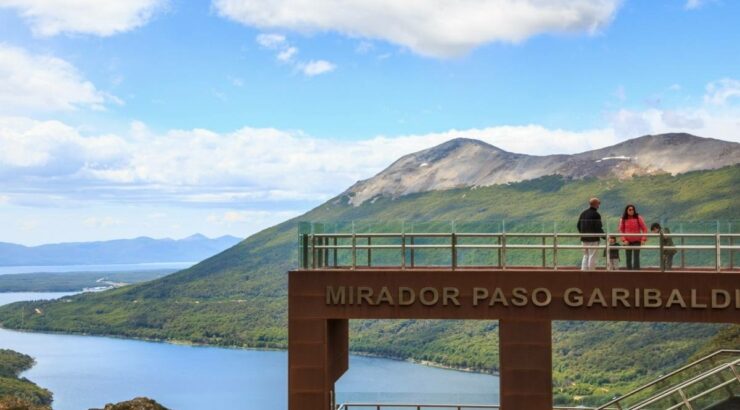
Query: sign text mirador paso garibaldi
291 268 740 410
326 286 740 310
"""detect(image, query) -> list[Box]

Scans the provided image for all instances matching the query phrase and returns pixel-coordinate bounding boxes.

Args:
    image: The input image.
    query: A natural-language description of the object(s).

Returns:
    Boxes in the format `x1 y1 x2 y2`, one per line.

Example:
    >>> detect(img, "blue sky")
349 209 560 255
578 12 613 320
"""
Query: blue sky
0 0 739 245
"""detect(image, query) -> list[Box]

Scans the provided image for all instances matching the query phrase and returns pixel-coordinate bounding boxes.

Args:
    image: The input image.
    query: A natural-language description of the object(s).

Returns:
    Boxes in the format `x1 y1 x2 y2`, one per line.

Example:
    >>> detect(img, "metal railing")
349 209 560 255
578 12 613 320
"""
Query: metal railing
300 231 740 272
596 350 740 410
624 359 739 410
336 404 595 410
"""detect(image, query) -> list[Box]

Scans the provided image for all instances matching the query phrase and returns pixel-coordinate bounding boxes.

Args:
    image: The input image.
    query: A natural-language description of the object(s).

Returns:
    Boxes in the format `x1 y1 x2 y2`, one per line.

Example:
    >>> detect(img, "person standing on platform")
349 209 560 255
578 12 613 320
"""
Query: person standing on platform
651 222 677 270
604 235 621 270
577 197 605 271
619 204 647 270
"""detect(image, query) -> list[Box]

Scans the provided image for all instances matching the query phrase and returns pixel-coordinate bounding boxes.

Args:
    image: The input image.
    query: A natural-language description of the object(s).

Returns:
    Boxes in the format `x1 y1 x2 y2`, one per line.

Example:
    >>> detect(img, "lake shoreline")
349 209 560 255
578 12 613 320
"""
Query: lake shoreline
0 324 498 377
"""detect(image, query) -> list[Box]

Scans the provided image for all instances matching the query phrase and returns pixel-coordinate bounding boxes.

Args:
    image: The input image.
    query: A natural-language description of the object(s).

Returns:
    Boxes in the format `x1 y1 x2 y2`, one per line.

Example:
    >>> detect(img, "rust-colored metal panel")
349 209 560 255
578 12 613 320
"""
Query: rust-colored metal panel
290 269 740 323
500 319 552 410
288 268 739 410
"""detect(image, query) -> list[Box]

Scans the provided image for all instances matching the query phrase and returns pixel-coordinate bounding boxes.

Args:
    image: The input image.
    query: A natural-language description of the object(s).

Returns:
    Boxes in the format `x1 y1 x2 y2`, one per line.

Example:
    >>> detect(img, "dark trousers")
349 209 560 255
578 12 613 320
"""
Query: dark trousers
662 253 674 270
626 241 641 270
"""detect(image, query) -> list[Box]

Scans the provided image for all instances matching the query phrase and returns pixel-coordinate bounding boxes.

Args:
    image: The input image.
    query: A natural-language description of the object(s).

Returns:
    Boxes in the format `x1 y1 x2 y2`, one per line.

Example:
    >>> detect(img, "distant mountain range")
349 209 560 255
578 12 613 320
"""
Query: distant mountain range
0 234 242 266
343 133 740 205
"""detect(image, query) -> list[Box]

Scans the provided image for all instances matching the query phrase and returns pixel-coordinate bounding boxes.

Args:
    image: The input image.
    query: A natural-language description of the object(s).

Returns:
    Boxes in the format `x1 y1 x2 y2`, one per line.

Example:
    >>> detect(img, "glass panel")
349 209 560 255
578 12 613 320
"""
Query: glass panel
296 219 739 270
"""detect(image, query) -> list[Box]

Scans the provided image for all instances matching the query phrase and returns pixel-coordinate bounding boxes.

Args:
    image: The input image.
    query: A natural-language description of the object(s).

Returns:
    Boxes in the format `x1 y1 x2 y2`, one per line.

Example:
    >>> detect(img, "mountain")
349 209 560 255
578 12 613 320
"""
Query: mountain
0 235 242 267
343 133 740 205
1 134 738 405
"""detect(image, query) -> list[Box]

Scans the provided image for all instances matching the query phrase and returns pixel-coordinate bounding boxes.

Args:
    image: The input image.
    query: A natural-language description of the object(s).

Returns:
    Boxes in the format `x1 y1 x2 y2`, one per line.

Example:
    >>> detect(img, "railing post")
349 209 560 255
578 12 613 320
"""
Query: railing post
606 234 611 271
401 233 406 269
553 233 558 271
541 235 546 268
680 230 686 269
731 234 735 270
501 233 507 270
451 232 457 270
659 231 665 272
367 236 372 267
312 234 317 269
301 234 309 268
351 233 356 270
677 388 694 410
716 233 721 272
318 236 324 268
497 234 502 268
324 236 329 268
333 236 338 268
410 235 415 268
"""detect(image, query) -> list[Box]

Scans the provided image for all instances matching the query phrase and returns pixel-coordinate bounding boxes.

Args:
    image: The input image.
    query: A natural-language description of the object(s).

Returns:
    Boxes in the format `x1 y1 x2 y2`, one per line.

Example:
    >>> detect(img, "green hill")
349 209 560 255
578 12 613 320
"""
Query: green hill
0 349 52 408
1 166 739 405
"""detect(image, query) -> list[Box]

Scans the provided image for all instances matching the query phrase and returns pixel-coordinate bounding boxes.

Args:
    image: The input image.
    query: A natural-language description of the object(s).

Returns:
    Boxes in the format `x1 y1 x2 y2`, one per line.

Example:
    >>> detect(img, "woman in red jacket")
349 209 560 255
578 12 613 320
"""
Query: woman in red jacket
619 204 647 270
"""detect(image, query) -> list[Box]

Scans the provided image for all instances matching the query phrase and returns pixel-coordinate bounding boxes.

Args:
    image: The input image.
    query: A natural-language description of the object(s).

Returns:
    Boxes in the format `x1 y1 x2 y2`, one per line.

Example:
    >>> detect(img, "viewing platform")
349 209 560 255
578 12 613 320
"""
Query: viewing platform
297 224 740 272
289 223 740 410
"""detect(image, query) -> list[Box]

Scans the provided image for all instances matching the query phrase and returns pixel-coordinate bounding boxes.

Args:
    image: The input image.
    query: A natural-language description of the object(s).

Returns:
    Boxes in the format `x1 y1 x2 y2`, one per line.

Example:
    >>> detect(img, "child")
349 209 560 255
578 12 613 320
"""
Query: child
604 236 620 270
651 223 677 270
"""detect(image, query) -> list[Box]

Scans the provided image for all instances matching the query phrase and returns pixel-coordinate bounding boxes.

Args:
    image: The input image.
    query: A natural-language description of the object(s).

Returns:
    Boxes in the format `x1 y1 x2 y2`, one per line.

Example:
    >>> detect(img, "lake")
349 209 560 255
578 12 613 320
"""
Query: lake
0 293 499 410
0 292 78 306
0 262 195 275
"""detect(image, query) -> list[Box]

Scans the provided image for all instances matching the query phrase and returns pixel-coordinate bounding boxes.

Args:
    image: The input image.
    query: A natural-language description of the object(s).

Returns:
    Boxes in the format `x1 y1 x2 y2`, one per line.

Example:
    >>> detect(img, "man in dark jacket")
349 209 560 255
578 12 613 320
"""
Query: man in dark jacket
577 197 605 270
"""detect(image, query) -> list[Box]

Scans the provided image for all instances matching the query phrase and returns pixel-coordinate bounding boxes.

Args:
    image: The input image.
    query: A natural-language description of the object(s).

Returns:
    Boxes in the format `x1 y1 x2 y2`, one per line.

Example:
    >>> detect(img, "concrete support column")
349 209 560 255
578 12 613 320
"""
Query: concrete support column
288 317 348 410
499 319 552 410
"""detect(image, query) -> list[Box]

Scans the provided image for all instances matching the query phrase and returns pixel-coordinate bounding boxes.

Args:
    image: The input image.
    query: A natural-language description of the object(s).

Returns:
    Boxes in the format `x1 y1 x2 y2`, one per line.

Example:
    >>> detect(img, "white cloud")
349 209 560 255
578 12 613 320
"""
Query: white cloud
228 76 244 87
215 0 621 58
685 0 715 10
0 44 119 112
0 117 128 175
704 78 740 106
206 210 300 225
355 41 374 54
1 78 738 208
300 60 336 76
0 117 619 207
255 33 286 49
609 107 739 141
83 216 124 228
0 0 167 36
255 33 335 76
277 46 297 62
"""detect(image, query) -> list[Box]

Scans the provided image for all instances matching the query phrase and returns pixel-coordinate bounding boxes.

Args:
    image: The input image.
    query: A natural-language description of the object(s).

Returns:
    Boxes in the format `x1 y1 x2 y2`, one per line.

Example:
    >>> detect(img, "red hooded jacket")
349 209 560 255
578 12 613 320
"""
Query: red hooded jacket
619 216 647 243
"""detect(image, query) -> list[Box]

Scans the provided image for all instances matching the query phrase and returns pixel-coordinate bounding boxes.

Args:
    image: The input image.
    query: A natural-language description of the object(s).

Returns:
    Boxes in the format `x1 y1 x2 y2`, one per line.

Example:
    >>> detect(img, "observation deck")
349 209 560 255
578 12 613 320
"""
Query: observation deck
289 223 740 410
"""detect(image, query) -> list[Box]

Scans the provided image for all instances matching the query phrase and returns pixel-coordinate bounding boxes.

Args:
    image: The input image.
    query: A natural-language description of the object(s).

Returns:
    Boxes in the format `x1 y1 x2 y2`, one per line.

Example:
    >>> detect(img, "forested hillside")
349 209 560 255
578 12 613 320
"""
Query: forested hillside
1 166 738 405
0 349 52 408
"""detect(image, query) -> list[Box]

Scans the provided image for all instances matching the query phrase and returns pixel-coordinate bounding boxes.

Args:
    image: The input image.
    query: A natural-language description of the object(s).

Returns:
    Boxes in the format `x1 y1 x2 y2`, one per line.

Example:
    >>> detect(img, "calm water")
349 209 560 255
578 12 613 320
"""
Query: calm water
0 262 195 275
0 293 499 410
0 292 77 306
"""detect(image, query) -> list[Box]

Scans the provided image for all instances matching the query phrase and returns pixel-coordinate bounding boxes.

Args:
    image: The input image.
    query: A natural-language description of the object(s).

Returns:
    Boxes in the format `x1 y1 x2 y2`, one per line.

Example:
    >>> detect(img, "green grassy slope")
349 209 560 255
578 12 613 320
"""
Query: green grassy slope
1 166 738 405
0 349 52 407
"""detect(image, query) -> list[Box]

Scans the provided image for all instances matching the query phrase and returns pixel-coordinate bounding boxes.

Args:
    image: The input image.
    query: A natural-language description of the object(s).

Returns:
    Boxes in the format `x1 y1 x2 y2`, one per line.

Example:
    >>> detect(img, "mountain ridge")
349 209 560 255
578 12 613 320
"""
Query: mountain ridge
343 133 740 205
0 235 242 267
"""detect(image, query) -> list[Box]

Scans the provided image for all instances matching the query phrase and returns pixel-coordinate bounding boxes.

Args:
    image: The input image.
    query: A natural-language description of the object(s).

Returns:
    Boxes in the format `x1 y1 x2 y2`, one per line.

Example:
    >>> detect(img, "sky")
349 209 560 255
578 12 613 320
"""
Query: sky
0 0 739 245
